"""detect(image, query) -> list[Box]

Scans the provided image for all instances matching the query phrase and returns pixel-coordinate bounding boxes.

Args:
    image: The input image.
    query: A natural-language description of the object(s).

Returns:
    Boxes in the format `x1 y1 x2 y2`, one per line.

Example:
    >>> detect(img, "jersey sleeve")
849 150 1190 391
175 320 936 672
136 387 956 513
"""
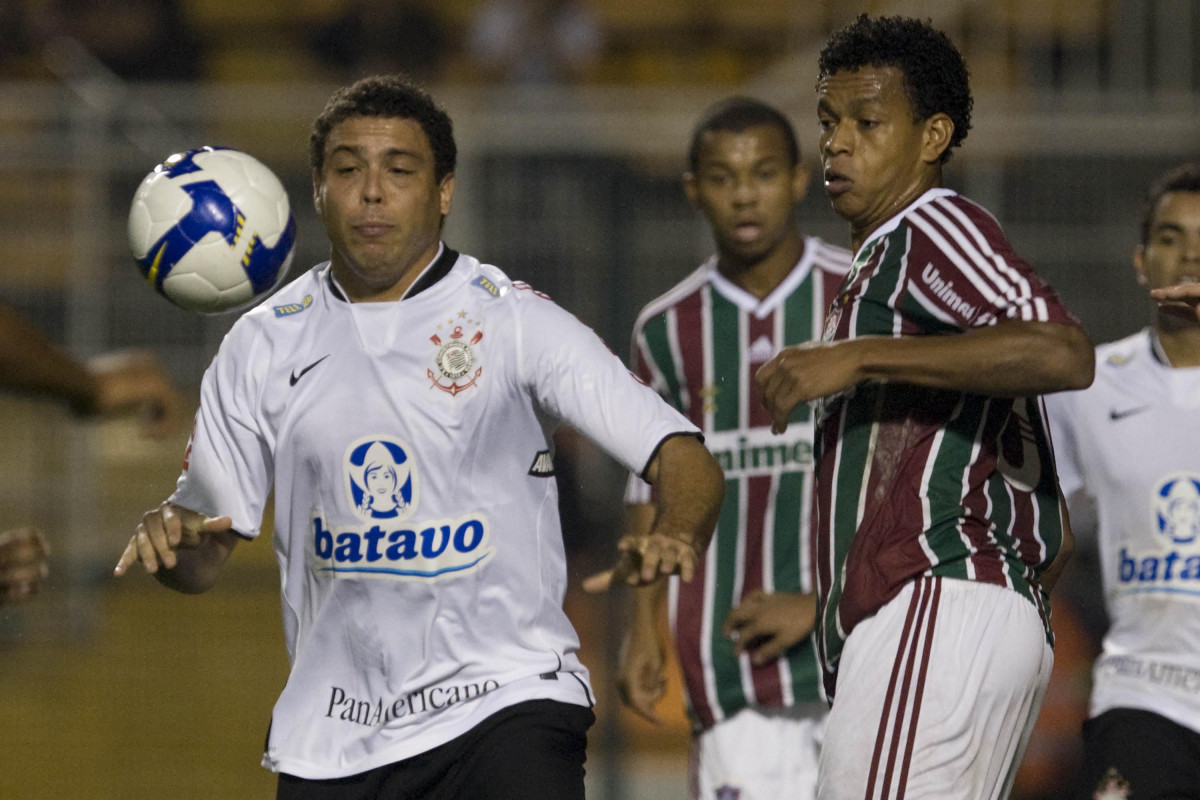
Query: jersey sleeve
624 314 673 502
905 196 1079 330
514 288 699 478
169 322 273 538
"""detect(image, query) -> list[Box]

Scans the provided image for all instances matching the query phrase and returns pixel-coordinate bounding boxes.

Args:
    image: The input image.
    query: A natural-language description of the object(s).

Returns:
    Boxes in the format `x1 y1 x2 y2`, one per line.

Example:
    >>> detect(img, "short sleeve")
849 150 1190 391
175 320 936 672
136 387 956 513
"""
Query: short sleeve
170 323 273 538
905 196 1079 330
514 287 698 478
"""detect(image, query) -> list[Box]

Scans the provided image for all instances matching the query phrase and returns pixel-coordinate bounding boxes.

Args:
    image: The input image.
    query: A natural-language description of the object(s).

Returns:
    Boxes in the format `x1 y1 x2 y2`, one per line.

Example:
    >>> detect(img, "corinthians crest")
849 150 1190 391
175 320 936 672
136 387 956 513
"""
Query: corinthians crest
429 312 483 396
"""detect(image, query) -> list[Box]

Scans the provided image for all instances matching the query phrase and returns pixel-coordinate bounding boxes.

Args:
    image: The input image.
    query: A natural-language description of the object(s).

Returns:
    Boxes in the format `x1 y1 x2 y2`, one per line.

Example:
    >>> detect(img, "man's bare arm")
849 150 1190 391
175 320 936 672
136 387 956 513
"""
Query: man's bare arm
584 435 724 590
757 321 1094 432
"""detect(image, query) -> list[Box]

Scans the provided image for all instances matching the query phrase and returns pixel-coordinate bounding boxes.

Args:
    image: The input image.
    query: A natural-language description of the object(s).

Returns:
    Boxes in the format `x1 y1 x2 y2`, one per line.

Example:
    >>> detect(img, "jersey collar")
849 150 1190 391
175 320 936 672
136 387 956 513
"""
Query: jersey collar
326 243 461 303
708 237 820 319
854 187 958 259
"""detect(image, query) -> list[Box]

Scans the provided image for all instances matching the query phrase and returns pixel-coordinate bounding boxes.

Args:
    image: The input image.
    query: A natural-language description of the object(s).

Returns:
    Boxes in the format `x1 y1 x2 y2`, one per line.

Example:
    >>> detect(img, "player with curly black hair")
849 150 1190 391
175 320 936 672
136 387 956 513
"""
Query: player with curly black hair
756 15 1095 798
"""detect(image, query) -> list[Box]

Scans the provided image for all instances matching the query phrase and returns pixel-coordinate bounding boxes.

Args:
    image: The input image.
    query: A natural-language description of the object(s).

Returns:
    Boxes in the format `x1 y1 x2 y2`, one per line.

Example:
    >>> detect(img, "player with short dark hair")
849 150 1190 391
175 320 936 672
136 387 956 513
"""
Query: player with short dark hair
599 96 851 799
1047 163 1200 799
115 74 725 800
755 15 1094 797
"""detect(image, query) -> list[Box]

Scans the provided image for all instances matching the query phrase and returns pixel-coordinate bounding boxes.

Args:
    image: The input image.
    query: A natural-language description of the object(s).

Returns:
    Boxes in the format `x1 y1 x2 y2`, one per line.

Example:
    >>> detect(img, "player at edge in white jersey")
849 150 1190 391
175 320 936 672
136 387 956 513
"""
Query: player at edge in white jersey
114 75 725 800
591 97 851 800
1047 163 1200 798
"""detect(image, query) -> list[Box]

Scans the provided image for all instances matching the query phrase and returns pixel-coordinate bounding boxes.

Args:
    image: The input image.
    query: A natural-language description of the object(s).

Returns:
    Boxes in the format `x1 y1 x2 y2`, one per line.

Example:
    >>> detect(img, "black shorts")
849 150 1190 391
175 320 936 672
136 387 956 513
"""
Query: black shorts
276 699 595 800
1080 707 1200 800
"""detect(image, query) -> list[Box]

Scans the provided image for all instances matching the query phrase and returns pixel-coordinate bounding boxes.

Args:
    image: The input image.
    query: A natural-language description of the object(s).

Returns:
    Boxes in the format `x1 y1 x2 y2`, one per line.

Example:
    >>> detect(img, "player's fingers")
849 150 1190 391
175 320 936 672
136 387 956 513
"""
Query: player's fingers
675 546 698 583
581 569 615 594
134 523 161 574
144 513 178 570
201 515 234 533
655 543 681 576
637 539 664 583
746 633 787 665
114 538 138 577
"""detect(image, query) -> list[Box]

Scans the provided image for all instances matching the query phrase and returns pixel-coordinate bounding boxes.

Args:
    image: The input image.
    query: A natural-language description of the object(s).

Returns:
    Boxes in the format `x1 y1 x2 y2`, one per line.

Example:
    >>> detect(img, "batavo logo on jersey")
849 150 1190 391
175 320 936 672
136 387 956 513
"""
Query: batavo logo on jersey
428 313 483 396
311 435 494 580
1116 473 1200 594
706 428 814 477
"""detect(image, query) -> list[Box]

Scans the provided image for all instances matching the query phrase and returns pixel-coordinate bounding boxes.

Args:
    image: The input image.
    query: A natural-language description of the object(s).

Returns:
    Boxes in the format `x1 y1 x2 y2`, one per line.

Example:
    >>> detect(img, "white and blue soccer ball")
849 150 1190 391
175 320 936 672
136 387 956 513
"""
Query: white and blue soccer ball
128 146 296 314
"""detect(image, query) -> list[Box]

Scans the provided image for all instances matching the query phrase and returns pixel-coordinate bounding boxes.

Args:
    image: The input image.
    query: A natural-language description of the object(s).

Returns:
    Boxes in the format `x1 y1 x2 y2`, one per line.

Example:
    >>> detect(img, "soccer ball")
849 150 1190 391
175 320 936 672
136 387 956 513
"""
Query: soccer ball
128 146 296 314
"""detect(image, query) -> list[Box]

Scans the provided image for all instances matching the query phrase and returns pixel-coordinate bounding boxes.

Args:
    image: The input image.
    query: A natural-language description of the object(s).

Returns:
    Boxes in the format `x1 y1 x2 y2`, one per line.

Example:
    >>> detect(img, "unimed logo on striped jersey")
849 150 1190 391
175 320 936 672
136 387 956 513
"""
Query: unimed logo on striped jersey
706 428 814 477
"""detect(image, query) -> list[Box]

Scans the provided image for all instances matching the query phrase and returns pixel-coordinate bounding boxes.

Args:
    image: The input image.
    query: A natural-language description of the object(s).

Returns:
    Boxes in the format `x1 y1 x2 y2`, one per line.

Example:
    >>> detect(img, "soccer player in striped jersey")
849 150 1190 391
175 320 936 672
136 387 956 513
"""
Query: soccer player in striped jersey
755 16 1094 798
1047 164 1200 798
605 97 852 800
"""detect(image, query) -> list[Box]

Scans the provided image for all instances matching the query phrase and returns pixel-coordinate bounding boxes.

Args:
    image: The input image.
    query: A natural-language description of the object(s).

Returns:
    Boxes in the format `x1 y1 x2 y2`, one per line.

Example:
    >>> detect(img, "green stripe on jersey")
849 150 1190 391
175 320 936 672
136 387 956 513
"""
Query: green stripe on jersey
852 230 907 337
711 477 747 717
774 470 823 702
642 313 683 412
709 289 741 432
783 269 815 425
822 384 884 664
921 394 989 577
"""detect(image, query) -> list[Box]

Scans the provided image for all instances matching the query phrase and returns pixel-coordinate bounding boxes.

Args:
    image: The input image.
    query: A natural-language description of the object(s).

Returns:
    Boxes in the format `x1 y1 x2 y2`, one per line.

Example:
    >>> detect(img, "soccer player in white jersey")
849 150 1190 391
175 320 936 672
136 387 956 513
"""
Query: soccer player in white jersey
113 75 725 800
1046 163 1200 798
754 16 1094 798
600 97 851 800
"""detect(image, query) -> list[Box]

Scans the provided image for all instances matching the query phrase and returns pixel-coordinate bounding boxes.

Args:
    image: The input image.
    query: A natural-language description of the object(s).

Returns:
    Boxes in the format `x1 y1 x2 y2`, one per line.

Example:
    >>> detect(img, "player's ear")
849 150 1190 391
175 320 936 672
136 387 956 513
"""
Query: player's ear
312 168 324 217
921 113 954 165
439 173 455 216
683 172 700 208
791 161 811 203
1133 244 1149 287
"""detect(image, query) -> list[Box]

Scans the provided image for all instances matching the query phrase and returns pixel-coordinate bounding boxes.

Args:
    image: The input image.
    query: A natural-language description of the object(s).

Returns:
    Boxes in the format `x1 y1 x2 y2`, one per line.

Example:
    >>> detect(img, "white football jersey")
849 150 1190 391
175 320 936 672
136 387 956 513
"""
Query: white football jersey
1046 329 1200 733
172 246 699 779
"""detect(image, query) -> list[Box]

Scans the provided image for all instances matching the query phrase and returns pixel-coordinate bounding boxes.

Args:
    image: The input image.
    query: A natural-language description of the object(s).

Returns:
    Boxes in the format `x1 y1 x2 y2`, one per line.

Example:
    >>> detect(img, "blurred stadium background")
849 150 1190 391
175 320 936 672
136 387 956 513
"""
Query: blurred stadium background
0 0 1195 797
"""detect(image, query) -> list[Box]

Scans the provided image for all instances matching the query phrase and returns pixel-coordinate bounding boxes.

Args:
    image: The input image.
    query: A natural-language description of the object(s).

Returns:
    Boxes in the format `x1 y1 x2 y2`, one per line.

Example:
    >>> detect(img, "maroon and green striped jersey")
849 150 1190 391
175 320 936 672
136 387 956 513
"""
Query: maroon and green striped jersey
625 238 852 730
813 188 1081 700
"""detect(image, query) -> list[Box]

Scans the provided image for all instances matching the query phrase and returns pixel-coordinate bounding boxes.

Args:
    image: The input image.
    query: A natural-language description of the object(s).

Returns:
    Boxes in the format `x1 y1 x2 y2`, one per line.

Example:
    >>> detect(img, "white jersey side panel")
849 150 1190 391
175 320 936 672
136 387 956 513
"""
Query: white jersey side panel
1046 329 1200 733
172 251 698 778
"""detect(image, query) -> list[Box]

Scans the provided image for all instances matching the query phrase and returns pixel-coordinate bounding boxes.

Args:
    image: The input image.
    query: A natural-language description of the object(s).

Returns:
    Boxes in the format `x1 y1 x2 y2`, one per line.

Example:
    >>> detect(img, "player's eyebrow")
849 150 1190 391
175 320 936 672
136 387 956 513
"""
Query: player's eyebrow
327 145 426 161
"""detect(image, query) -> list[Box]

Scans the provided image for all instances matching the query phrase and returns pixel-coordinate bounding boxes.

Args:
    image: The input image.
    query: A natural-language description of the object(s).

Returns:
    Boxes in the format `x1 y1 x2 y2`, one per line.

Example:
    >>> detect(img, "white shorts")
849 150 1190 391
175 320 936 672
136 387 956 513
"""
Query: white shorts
690 702 827 800
818 577 1053 800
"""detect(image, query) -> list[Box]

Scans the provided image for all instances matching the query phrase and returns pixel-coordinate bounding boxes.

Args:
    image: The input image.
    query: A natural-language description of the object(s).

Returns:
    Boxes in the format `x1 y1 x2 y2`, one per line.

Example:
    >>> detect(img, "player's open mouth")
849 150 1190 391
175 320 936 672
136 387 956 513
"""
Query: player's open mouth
824 170 851 196
733 222 762 242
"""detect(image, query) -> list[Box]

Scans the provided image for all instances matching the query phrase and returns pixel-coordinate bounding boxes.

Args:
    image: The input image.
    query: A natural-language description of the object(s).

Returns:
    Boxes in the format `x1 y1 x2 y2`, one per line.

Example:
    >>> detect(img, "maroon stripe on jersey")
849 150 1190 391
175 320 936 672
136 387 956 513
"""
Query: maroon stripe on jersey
818 267 841 318
675 289 707 428
747 311 775 429
960 402 1009 585
866 579 926 799
896 578 941 800
1010 489 1039 568
742 474 783 706
675 544 716 728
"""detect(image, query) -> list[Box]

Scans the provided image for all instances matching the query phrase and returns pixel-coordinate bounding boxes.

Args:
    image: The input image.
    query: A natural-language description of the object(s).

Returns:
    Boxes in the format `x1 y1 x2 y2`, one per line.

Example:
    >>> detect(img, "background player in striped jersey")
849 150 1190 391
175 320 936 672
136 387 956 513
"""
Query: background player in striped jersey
597 97 852 800
755 16 1094 798
1046 163 1200 799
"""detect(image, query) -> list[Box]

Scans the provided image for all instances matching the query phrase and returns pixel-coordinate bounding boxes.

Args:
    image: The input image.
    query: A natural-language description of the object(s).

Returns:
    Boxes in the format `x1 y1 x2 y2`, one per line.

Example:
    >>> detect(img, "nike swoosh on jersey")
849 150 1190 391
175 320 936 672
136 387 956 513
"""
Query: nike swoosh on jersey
290 355 329 386
1109 405 1151 421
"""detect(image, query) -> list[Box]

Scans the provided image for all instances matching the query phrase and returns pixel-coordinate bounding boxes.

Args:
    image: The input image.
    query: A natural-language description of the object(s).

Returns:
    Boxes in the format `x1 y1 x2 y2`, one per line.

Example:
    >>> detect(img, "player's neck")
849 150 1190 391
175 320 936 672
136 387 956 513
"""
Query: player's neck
716 233 805 300
1155 316 1200 368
